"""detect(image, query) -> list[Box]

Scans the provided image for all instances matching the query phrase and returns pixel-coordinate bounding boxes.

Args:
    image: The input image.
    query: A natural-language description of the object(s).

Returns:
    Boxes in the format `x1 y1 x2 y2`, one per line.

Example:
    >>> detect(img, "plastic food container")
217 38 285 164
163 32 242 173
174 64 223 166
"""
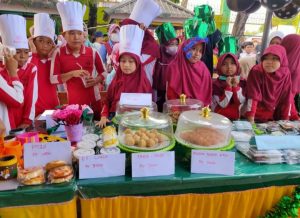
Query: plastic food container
118 107 175 152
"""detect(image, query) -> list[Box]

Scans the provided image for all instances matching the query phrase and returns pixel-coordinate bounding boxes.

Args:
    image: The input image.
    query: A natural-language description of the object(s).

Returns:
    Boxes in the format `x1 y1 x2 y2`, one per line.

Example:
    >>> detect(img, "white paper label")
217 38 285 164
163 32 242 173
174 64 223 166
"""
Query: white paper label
24 142 72 168
191 150 235 176
79 154 126 179
131 151 175 177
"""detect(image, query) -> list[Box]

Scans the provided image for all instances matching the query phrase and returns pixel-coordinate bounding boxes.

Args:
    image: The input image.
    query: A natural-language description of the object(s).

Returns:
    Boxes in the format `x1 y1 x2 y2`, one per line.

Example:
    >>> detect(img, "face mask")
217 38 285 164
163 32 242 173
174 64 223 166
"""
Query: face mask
166 45 178 56
110 33 120 43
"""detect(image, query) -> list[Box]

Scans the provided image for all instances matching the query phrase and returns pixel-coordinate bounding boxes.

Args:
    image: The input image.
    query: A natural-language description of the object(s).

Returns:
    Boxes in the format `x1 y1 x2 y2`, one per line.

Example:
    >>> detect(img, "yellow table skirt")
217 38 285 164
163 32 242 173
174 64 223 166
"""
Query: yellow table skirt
0 198 77 218
80 186 297 218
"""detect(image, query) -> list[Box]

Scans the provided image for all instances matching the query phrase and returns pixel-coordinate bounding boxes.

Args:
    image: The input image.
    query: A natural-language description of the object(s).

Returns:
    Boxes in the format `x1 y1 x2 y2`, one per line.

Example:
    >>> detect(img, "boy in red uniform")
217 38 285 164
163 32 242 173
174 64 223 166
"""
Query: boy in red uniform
0 14 37 129
30 13 59 117
50 1 105 118
212 53 246 120
0 48 24 134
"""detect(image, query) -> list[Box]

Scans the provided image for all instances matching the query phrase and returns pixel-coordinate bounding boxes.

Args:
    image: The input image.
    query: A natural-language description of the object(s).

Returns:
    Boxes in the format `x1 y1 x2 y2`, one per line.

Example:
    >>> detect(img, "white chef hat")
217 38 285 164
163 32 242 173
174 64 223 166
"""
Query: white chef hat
57 1 86 32
33 13 56 42
119 24 144 57
0 14 28 49
129 0 162 28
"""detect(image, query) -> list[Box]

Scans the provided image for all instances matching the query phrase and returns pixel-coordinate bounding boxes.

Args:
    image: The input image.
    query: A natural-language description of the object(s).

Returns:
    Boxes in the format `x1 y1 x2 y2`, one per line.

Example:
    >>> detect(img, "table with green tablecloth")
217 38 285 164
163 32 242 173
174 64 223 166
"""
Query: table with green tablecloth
0 180 77 218
77 152 300 218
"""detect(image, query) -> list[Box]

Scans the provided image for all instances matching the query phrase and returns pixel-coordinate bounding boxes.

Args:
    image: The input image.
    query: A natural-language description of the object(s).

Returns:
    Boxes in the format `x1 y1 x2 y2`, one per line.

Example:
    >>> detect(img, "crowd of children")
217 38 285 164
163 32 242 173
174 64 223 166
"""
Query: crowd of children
0 0 299 134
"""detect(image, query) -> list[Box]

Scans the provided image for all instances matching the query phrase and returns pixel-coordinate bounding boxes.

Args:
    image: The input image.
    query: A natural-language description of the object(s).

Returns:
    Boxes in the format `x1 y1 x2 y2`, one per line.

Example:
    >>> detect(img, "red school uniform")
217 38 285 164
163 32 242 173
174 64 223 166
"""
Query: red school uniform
245 45 292 122
212 53 246 120
0 69 24 133
30 53 59 117
11 62 38 126
50 45 105 114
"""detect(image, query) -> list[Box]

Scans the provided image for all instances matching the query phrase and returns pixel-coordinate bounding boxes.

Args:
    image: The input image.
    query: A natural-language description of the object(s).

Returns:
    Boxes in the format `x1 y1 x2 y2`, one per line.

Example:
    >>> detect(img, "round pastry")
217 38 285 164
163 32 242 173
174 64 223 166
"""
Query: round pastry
18 167 45 185
45 160 67 171
48 165 73 184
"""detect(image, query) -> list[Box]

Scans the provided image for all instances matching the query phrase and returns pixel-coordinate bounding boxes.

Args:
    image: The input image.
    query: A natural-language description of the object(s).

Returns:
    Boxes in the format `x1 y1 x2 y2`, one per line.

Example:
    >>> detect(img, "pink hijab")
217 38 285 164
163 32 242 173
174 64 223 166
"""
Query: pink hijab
281 34 300 94
166 37 212 105
246 45 292 111
107 53 152 112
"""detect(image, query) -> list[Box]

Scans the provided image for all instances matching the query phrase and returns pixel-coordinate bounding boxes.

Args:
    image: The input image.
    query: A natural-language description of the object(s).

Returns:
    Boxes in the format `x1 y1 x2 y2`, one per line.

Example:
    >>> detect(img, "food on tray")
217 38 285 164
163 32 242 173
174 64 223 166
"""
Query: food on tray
168 110 181 123
180 127 226 147
175 109 232 149
48 164 73 184
18 166 45 185
163 95 203 124
123 128 165 148
102 126 118 147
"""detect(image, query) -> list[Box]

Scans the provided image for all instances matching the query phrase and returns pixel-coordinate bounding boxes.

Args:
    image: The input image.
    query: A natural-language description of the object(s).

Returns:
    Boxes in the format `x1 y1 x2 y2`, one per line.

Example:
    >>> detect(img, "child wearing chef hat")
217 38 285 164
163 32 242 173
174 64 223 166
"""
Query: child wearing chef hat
50 1 105 119
29 13 60 117
0 14 37 129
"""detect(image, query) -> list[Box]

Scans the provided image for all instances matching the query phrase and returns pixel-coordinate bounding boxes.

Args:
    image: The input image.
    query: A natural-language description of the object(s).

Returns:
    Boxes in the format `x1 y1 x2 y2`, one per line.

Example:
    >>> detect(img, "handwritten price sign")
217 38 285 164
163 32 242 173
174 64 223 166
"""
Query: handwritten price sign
131 151 175 177
79 154 125 179
191 150 235 176
24 142 72 168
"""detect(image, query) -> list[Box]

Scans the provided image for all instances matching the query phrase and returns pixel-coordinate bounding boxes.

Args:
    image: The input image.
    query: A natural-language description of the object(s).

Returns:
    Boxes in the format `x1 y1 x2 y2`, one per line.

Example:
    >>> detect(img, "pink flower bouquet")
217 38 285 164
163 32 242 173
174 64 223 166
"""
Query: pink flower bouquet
51 104 93 126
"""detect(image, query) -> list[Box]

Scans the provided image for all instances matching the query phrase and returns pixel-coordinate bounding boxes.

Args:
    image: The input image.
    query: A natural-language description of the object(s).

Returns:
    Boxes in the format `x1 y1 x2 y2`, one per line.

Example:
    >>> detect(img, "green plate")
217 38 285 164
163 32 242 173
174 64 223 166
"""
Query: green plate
118 136 176 153
176 137 235 151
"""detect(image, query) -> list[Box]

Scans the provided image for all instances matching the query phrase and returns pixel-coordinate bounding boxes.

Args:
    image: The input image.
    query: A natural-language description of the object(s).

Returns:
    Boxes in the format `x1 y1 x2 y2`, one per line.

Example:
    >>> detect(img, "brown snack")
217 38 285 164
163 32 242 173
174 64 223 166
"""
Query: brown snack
180 127 225 147
45 160 67 171
138 139 147 147
125 135 135 146
18 167 45 185
48 165 73 184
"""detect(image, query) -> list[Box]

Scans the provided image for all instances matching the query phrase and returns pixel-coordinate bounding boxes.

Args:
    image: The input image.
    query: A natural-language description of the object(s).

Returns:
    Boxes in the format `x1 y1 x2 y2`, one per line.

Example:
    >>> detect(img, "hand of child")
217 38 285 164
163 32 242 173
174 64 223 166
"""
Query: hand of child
72 70 89 78
231 76 240 87
247 116 255 124
17 123 30 129
84 76 97 88
226 76 232 87
96 116 110 128
28 36 37 53
4 49 18 77
139 23 146 30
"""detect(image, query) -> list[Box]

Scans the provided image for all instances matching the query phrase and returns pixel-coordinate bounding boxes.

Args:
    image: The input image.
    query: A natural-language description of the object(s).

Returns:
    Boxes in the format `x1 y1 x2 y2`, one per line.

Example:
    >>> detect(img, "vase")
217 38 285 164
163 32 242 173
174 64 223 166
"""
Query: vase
65 123 83 142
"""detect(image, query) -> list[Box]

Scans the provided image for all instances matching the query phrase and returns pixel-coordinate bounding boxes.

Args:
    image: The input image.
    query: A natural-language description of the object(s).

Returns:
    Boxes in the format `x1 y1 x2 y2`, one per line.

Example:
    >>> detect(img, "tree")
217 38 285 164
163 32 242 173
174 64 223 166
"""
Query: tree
74 0 99 37
231 12 250 40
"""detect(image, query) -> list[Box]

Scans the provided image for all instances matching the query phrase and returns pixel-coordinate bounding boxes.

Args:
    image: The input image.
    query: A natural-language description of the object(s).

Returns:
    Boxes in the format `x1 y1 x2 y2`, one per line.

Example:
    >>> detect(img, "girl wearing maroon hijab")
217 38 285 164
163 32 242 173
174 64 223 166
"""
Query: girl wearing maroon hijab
281 34 300 120
153 22 179 111
212 53 246 120
166 37 212 106
245 45 292 123
97 25 152 128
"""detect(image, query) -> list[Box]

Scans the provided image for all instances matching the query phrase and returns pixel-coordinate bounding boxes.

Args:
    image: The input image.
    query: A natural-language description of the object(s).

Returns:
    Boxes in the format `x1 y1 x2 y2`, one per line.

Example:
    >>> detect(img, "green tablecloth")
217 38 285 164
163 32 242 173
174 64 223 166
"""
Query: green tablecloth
77 152 300 198
0 179 76 208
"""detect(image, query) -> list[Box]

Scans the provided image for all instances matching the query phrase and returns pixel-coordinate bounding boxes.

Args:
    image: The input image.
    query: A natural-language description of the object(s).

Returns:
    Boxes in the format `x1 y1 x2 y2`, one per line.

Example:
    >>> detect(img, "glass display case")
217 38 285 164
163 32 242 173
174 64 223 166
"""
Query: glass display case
112 101 158 125
175 107 233 150
118 108 175 152
163 94 203 124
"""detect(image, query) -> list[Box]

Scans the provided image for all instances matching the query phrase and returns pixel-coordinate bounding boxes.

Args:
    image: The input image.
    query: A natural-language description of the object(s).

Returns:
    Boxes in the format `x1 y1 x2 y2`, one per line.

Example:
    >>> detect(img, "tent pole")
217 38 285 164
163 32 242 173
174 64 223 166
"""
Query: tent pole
260 9 273 55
